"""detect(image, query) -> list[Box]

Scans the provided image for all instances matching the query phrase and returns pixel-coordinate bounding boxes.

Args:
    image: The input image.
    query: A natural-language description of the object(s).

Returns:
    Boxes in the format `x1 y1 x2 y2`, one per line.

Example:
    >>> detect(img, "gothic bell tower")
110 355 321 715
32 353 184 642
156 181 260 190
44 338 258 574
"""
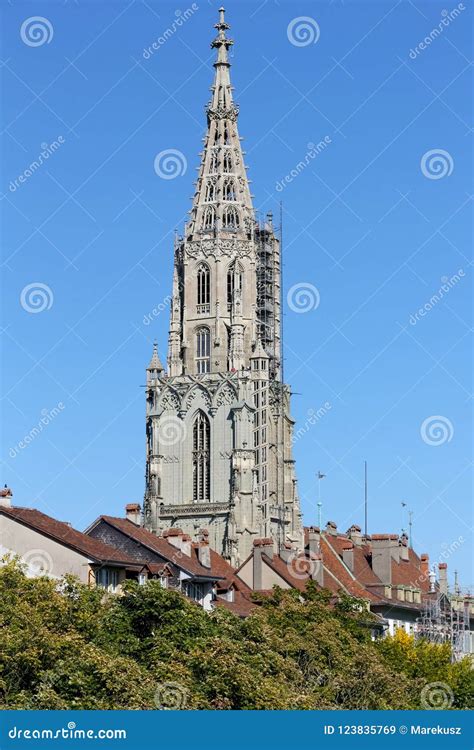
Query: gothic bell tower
144 7 303 565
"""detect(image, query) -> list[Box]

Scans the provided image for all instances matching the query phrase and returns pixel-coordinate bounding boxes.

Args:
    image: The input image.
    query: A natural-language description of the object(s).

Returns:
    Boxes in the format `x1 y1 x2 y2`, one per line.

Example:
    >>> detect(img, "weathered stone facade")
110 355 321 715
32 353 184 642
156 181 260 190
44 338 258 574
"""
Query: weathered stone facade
143 8 303 565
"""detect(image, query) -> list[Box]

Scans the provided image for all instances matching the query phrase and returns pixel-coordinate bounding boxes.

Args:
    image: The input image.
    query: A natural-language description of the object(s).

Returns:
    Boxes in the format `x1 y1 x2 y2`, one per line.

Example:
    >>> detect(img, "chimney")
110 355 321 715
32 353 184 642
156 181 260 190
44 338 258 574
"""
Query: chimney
325 520 337 536
311 552 324 586
438 563 448 595
164 528 192 557
342 542 354 572
197 529 211 569
253 537 273 590
371 535 398 585
399 533 409 561
0 486 12 508
279 541 292 563
125 503 141 526
307 526 320 556
420 553 429 582
346 524 363 546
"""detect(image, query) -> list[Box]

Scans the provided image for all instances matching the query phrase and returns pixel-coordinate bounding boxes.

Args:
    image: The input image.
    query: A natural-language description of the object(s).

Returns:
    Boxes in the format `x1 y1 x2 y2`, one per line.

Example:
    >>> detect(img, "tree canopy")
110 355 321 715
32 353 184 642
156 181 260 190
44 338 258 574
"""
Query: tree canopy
0 560 471 710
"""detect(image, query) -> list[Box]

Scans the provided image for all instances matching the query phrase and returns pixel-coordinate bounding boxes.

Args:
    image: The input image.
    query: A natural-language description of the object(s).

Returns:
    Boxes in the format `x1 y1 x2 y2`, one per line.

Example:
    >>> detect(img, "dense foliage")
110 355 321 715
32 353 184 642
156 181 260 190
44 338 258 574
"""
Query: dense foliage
0 560 472 710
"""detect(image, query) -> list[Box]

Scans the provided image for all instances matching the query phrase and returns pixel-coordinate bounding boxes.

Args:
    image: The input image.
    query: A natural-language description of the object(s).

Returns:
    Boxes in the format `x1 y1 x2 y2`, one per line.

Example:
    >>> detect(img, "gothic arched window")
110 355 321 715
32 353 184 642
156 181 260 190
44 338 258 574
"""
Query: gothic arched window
204 181 215 202
209 150 218 173
223 178 236 201
223 151 233 173
193 411 210 503
202 206 215 231
197 264 210 313
196 327 210 374
227 263 243 310
223 125 230 145
223 206 239 229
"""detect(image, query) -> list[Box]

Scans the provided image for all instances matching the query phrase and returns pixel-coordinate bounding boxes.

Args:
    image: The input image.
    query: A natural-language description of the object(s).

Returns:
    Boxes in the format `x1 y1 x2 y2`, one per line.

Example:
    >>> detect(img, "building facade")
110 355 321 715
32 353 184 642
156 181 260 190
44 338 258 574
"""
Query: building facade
143 8 303 565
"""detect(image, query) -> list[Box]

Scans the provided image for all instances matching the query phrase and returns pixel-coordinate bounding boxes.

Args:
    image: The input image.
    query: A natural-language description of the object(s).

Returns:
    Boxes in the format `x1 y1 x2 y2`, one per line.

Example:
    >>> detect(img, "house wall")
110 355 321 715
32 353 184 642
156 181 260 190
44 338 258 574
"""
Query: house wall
0 514 91 583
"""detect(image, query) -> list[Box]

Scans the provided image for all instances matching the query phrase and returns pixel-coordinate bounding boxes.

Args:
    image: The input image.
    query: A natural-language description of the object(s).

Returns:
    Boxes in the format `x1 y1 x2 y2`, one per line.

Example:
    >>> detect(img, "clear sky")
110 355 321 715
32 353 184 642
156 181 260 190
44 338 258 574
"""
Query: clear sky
1 0 472 586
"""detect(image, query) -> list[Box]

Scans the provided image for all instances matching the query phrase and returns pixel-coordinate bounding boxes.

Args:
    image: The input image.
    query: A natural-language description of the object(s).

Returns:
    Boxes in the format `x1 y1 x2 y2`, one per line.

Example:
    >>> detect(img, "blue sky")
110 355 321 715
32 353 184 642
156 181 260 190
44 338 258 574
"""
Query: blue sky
1 0 472 585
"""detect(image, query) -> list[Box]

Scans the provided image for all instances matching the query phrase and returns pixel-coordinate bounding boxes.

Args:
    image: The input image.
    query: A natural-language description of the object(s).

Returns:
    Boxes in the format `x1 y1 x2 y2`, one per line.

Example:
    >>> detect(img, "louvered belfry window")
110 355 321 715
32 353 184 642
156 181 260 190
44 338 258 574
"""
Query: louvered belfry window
193 411 210 502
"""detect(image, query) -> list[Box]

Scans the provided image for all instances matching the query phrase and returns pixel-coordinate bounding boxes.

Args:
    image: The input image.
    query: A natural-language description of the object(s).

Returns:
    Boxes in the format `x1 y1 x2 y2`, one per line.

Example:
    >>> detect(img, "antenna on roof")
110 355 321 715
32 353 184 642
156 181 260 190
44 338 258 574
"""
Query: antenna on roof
408 510 413 548
364 461 368 538
317 471 325 529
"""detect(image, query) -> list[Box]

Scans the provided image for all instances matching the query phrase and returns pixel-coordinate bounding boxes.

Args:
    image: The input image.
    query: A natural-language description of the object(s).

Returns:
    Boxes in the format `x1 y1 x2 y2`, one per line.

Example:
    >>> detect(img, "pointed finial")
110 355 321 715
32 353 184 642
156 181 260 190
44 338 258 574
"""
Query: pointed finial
147 340 164 373
212 5 233 65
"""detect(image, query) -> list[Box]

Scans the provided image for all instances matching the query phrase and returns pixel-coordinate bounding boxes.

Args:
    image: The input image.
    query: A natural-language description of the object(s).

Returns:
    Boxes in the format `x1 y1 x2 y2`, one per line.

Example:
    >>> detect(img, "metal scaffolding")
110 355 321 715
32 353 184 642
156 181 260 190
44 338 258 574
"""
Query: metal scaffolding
416 595 471 661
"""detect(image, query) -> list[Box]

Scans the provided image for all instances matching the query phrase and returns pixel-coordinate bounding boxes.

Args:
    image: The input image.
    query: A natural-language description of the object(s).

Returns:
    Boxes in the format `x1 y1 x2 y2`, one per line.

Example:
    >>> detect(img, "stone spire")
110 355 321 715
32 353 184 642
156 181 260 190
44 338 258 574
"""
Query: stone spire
186 6 254 239
147 340 164 383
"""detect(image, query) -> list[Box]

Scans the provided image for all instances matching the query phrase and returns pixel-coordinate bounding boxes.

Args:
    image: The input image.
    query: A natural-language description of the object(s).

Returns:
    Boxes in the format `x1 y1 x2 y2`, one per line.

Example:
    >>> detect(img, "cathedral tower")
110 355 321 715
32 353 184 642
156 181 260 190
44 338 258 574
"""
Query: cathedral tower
144 8 303 565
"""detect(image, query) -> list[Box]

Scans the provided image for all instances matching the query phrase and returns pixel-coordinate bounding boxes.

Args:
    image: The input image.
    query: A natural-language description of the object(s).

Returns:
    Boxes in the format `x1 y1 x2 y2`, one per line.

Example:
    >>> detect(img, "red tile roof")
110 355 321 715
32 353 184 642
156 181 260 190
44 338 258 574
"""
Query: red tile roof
90 516 224 580
0 506 134 565
214 590 257 617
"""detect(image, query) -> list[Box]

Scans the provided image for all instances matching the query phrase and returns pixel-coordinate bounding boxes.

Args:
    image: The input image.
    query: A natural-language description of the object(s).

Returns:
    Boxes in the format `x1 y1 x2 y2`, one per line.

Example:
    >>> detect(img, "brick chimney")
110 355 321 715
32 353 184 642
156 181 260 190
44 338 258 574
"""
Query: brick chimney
164 528 192 557
420 553 429 582
0 486 12 508
371 534 398 585
253 538 273 590
325 520 337 536
125 503 141 526
346 524 363 546
399 533 409 562
279 541 292 563
438 562 448 595
196 529 211 569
